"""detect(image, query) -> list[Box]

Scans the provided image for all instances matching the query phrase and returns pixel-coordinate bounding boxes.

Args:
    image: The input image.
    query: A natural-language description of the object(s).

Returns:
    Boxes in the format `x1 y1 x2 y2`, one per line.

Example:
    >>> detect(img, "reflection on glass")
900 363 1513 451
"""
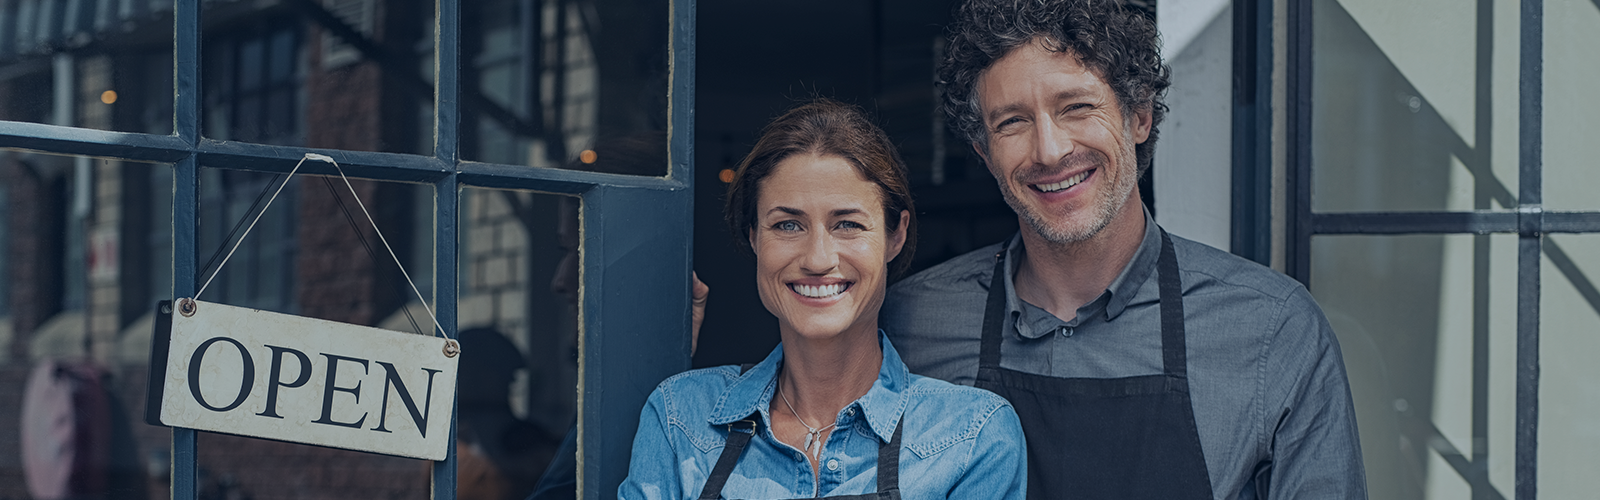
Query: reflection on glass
194 169 437 497
0 154 173 498
1312 234 1518 499
0 5 174 134
462 0 668 175
1312 0 1518 213
1541 0 1600 210
457 188 580 498
203 0 435 154
1538 234 1600 493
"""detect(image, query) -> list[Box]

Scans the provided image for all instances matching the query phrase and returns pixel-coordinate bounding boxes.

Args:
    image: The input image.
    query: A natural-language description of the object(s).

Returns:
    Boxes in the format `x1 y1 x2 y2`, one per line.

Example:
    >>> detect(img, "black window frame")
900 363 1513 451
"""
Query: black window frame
1230 0 1600 497
0 0 696 498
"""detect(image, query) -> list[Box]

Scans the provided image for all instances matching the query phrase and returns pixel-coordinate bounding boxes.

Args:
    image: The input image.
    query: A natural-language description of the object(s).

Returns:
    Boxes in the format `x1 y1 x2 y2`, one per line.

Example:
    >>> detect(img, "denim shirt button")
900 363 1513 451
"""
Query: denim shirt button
845 407 855 416
826 459 840 471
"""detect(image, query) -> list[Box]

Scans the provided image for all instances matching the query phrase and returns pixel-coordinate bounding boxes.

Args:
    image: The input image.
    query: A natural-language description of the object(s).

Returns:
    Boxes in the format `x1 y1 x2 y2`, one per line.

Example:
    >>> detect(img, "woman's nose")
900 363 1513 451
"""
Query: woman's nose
798 232 839 274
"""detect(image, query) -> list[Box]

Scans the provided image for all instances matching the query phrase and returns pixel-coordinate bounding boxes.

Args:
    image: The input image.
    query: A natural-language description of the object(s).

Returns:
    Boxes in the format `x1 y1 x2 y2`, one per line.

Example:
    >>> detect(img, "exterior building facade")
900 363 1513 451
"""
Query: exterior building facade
0 0 1596 499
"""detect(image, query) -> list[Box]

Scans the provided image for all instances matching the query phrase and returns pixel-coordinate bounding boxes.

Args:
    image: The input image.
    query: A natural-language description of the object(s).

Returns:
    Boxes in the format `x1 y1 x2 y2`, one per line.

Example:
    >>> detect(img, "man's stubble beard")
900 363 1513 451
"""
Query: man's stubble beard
993 131 1140 245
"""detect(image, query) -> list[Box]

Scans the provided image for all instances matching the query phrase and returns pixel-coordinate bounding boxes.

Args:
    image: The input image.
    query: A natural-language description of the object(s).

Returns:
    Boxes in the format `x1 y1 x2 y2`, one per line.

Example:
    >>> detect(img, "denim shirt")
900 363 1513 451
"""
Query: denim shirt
618 332 1026 500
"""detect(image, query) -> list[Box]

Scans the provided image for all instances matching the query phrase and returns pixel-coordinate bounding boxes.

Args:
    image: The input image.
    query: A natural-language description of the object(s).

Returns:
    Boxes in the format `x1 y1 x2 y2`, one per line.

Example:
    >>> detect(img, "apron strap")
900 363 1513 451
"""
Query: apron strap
698 416 759 500
876 419 904 492
979 249 1009 371
1156 229 1187 378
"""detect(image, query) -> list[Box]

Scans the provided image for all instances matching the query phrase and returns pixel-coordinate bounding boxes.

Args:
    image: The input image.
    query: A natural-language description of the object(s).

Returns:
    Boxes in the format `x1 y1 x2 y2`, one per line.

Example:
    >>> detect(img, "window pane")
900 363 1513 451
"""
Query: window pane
460 0 668 176
202 0 436 154
0 3 174 135
1542 0 1600 211
1311 234 1518 499
194 167 438 497
1311 0 1519 213
457 187 580 498
0 154 173 498
1539 234 1600 494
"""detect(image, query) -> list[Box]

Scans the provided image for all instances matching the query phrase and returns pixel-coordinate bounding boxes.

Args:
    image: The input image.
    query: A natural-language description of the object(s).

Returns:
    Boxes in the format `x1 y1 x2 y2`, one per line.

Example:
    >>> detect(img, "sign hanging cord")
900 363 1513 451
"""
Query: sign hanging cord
194 153 447 338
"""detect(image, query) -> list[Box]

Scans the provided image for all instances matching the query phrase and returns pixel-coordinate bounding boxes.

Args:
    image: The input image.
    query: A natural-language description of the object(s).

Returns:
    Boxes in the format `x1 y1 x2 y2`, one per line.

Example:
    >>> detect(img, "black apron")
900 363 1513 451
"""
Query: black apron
977 230 1213 499
697 367 902 500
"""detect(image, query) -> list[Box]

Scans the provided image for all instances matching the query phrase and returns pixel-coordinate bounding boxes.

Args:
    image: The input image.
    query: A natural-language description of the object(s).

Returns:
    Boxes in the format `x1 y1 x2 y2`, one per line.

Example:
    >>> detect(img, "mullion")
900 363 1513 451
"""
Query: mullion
432 0 462 496
1286 0 1314 286
1515 0 1543 497
172 0 202 497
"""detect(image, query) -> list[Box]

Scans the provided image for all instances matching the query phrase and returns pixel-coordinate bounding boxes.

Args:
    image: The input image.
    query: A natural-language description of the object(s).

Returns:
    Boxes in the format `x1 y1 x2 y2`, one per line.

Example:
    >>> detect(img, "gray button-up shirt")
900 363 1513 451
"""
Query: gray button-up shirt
883 213 1366 499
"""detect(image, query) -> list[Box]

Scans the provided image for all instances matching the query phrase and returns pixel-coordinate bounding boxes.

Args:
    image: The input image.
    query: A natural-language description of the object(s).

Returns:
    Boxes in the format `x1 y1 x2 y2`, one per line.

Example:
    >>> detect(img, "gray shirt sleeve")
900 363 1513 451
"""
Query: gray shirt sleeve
1261 285 1368 499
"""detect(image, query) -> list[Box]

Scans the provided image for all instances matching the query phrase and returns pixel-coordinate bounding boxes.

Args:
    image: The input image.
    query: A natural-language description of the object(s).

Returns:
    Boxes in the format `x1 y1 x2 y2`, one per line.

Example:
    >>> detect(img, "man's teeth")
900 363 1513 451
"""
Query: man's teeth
794 283 846 298
1035 171 1090 193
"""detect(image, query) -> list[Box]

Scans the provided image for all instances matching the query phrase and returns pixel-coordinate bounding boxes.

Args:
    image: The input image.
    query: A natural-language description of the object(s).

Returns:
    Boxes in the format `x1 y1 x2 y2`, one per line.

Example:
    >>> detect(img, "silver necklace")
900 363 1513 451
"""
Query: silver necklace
778 380 836 460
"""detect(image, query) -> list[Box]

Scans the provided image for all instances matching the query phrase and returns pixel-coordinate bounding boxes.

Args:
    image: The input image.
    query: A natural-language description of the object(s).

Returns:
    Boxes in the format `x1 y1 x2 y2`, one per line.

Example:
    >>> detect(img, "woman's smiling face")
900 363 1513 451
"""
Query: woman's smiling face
751 153 907 342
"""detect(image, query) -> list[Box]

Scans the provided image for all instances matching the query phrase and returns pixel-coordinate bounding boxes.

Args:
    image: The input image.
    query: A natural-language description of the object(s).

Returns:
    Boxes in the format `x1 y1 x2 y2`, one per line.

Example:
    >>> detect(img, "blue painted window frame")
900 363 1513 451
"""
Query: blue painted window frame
0 0 696 498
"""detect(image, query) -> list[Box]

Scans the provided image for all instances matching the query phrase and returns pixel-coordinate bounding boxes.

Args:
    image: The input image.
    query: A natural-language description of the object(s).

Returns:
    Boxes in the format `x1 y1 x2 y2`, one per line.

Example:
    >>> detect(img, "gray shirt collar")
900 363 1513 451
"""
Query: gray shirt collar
1002 207 1162 339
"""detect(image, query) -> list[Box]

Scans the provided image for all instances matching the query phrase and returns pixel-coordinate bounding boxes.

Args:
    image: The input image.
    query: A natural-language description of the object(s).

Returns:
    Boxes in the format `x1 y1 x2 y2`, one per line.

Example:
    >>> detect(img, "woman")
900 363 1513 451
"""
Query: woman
619 99 1026 499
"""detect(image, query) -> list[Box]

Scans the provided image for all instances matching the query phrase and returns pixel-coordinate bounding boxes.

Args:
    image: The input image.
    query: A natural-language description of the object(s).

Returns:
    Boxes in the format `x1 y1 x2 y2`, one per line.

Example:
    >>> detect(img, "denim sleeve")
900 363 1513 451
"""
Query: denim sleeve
948 402 1027 500
617 389 683 500
1264 287 1368 499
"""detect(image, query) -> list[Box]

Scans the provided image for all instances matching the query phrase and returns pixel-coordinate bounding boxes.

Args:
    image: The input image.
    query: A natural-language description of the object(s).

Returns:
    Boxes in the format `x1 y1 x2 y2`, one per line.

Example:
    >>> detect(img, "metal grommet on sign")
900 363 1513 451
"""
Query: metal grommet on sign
177 298 198 317
442 339 460 358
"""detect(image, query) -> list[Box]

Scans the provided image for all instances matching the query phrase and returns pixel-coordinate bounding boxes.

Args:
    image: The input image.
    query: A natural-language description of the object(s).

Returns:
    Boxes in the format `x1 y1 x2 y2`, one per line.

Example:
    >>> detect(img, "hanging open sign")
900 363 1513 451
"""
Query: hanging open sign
146 298 458 460
144 153 458 461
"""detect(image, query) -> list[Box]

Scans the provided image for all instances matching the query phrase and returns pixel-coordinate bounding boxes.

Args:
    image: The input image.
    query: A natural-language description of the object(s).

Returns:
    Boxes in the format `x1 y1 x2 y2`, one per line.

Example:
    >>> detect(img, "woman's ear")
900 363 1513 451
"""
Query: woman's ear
885 210 910 262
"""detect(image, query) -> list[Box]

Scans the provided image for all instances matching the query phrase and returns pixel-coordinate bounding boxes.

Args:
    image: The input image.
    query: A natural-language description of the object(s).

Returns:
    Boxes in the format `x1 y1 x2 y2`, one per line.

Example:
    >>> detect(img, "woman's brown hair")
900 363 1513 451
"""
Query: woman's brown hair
724 98 918 278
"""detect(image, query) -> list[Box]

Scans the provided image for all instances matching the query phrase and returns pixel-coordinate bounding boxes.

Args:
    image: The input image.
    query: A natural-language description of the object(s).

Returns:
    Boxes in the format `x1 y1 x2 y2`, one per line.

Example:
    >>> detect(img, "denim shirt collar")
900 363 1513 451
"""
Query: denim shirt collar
707 330 910 444
1003 207 1162 338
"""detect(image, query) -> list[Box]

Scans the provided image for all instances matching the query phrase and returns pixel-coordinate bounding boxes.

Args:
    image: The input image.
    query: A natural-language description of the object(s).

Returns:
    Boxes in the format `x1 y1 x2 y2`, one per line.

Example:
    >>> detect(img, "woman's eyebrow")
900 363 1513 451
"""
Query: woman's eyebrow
831 208 865 218
768 206 805 216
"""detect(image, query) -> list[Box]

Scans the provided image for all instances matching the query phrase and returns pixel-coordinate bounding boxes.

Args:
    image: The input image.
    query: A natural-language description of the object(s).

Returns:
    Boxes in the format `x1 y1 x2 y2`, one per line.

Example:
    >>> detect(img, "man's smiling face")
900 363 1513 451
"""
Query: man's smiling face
973 39 1151 245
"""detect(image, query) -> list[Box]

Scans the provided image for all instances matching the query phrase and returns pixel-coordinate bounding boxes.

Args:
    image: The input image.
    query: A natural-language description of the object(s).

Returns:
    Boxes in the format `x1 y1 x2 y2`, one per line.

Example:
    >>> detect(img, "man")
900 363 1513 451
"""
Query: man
881 1 1366 498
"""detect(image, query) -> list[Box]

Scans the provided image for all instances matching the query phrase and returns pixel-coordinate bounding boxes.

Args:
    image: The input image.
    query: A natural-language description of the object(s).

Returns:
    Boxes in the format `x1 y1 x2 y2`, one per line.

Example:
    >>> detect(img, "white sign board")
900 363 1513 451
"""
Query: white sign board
146 298 459 461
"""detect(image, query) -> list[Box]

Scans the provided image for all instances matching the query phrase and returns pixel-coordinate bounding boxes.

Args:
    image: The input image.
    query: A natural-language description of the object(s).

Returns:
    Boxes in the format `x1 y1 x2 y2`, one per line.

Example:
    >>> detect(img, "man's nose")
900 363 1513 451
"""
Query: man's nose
1032 116 1073 166
799 231 839 274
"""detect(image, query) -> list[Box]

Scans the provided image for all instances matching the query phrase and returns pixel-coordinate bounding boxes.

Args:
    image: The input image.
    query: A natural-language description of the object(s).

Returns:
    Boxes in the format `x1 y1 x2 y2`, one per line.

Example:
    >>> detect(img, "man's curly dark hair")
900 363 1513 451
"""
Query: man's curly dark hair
940 0 1171 176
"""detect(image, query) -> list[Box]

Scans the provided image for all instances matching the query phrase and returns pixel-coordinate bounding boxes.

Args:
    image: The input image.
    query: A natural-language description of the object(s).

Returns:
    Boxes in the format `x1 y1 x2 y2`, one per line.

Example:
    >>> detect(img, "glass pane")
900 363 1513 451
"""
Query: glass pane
194 167 438 497
1311 234 1518 499
1542 0 1600 210
202 0 436 154
1539 234 1600 493
0 154 173 498
460 0 668 176
457 187 580 498
1311 0 1519 212
0 4 174 135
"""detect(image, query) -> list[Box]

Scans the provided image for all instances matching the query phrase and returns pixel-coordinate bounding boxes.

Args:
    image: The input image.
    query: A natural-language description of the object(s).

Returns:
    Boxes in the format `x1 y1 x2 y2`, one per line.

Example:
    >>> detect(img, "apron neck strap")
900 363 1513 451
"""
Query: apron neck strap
1155 229 1187 378
979 247 1009 370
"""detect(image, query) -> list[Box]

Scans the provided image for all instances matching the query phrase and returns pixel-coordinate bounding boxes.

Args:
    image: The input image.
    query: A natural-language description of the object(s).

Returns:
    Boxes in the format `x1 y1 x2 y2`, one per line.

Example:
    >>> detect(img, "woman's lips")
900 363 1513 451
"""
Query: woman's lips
789 282 852 299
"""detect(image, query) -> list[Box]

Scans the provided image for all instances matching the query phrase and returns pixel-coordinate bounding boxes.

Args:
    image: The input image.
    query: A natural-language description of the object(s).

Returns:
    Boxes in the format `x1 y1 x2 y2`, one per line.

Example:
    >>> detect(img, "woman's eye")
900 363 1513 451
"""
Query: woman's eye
835 220 866 231
773 220 802 232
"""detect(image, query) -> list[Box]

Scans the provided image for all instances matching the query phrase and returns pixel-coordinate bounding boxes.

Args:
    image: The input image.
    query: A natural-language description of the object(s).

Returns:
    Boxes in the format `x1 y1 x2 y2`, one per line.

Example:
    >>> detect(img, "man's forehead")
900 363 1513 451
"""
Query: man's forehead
977 42 1111 107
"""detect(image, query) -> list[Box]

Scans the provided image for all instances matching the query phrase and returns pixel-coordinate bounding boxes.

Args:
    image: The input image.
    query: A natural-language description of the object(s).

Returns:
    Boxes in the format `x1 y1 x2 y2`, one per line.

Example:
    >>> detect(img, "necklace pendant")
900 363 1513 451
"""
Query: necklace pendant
803 432 815 454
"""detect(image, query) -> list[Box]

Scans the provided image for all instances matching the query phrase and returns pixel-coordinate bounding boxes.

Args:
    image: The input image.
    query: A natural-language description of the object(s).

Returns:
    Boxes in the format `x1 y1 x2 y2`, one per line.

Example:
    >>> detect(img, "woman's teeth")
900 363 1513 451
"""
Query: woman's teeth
1035 171 1090 193
792 283 847 298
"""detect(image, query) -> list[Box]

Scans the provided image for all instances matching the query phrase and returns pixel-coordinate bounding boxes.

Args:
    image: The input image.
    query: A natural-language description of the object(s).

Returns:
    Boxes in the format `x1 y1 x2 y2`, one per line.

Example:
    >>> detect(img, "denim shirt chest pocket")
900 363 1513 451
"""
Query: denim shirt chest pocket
900 386 1005 465
660 366 752 454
